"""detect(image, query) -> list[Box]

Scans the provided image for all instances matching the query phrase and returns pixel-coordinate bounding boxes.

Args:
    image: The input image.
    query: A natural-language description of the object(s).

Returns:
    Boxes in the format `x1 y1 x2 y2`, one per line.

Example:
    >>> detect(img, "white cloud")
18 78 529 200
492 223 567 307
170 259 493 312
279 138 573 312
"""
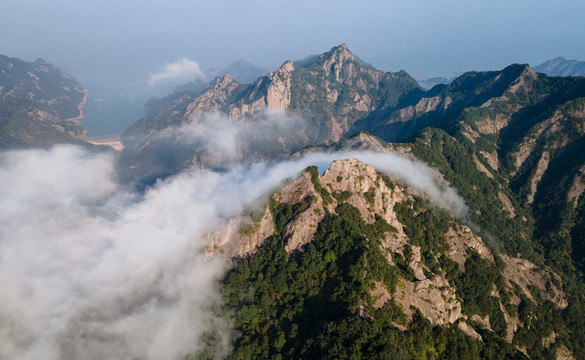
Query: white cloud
148 58 204 87
0 143 469 360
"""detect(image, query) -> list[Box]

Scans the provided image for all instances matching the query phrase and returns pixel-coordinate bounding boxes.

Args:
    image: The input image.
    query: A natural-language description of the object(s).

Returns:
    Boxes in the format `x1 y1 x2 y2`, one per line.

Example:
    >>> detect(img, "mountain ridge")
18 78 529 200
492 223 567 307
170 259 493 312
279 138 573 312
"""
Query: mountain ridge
119 44 423 181
534 57 585 77
0 55 94 148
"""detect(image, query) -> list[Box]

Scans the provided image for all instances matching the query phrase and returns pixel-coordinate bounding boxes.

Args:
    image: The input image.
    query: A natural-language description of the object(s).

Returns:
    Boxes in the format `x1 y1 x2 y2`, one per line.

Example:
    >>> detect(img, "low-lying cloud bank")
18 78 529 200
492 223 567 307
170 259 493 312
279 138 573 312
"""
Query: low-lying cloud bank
0 144 467 360
148 58 205 88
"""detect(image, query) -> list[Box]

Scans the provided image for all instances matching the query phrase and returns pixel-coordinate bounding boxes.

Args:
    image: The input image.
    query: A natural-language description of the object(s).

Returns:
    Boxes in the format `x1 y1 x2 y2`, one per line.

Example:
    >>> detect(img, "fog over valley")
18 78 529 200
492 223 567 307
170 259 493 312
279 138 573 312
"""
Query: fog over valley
0 143 467 359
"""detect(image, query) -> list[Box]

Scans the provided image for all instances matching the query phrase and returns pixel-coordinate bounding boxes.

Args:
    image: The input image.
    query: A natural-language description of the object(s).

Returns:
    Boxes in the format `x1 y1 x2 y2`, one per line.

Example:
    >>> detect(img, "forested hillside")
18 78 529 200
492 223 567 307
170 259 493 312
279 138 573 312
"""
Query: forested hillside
202 158 577 359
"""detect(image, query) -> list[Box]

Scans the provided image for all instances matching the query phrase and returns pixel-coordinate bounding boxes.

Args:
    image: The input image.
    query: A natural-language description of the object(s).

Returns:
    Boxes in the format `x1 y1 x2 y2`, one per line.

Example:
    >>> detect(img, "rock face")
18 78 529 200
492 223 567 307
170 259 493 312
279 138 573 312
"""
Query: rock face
395 276 462 326
0 55 91 148
209 157 568 345
185 74 244 119
228 60 294 118
501 255 567 309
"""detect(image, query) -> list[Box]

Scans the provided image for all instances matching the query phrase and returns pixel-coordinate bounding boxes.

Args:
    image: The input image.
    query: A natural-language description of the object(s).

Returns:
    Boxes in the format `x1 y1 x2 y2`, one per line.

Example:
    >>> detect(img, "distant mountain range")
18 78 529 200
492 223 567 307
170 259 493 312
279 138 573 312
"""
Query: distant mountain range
533 56 585 77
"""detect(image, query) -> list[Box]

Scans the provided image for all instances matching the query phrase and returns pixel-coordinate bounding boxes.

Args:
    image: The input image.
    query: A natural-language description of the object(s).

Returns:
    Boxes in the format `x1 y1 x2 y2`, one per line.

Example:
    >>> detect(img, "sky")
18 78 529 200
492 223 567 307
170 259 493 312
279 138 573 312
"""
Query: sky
2 0 584 82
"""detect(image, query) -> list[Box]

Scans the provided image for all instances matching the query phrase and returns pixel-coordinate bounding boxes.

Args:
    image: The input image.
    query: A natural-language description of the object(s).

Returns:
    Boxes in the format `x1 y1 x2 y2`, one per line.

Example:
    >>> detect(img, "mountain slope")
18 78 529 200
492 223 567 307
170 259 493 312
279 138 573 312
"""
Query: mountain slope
0 55 90 148
391 67 585 266
206 158 572 359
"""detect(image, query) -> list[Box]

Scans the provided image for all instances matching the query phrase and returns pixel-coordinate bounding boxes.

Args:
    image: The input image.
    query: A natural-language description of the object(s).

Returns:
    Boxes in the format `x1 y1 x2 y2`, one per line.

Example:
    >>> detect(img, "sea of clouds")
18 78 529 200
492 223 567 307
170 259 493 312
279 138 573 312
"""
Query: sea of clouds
0 110 469 359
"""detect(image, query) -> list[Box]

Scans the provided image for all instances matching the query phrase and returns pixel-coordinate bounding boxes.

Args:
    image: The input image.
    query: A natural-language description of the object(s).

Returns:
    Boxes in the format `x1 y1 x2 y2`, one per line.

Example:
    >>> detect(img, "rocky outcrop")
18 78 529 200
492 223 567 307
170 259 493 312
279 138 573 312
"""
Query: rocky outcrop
395 96 451 123
567 164 585 207
320 158 410 227
480 150 500 170
277 172 324 252
508 67 538 93
556 345 576 360
527 151 550 205
228 61 294 118
476 114 510 135
322 43 356 82
501 254 567 309
497 191 516 218
474 154 495 179
207 207 275 259
395 276 462 326
184 74 243 119
446 224 494 270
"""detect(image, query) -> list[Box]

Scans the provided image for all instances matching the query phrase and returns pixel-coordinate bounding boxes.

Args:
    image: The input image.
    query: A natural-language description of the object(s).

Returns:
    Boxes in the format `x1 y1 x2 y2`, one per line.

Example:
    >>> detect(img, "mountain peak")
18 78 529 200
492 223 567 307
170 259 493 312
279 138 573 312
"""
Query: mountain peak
322 43 355 63
534 56 585 77
210 73 236 89
278 60 294 73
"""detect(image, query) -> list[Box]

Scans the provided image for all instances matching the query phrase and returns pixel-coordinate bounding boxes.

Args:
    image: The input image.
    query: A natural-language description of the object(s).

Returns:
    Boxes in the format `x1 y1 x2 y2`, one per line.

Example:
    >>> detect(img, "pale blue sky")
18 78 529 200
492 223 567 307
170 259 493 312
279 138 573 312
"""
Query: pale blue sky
2 0 584 87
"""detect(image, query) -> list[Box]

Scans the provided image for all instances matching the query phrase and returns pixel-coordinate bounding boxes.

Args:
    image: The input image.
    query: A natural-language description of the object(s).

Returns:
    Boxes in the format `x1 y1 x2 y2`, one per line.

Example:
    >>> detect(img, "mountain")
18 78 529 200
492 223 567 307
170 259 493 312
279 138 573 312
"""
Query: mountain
152 60 269 114
534 57 585 77
119 44 422 183
375 67 585 358
204 158 572 359
4 46 585 358
188 50 585 358
389 65 585 263
0 55 91 148
116 46 585 359
119 47 585 264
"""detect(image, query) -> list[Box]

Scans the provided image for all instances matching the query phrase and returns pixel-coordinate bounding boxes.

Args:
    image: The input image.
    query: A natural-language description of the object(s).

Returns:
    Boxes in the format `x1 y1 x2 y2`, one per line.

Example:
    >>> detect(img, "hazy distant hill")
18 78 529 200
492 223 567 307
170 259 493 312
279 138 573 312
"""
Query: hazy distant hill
0 55 91 148
223 59 269 84
415 76 453 89
205 59 269 85
533 57 585 77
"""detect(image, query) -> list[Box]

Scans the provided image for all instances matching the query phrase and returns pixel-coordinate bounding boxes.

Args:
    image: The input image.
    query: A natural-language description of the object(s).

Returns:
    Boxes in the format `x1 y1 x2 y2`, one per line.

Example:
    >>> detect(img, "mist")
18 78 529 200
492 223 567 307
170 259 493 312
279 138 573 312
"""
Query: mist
148 58 205 88
0 139 468 359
